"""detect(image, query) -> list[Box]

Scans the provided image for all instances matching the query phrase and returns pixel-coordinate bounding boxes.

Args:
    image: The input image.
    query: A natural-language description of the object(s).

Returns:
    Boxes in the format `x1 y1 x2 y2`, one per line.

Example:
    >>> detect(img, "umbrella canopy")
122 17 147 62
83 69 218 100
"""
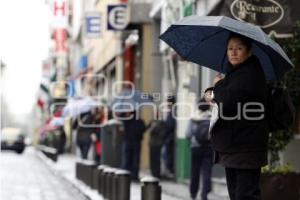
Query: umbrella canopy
39 124 57 135
49 117 64 127
62 97 103 118
110 89 153 112
160 15 294 80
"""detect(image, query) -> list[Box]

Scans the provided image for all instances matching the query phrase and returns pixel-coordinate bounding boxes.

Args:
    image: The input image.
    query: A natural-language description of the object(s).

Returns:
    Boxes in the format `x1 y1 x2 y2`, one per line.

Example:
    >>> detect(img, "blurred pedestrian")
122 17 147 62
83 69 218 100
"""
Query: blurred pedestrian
74 108 98 159
147 111 165 178
92 107 105 165
162 95 176 178
208 34 268 200
120 111 146 180
186 89 213 200
57 126 66 154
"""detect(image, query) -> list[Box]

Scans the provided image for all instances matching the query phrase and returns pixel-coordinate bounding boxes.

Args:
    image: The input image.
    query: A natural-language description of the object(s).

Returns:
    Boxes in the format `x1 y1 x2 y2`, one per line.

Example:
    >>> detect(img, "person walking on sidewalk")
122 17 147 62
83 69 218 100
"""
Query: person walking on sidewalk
147 111 166 178
208 34 269 200
91 107 105 165
120 111 146 181
74 108 98 159
162 95 176 178
186 90 213 200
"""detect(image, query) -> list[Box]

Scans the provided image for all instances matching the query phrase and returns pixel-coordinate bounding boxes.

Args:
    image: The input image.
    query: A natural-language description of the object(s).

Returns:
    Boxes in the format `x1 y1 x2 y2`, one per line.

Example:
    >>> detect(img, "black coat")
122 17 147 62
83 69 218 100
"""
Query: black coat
211 56 269 153
122 118 146 144
148 120 165 146
163 111 176 143
75 112 97 144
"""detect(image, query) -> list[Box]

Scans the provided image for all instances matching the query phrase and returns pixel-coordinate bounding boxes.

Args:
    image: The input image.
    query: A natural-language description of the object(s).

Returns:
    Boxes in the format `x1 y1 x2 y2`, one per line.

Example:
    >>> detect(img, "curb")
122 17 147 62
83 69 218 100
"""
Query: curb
36 149 93 200
37 149 229 200
159 178 229 200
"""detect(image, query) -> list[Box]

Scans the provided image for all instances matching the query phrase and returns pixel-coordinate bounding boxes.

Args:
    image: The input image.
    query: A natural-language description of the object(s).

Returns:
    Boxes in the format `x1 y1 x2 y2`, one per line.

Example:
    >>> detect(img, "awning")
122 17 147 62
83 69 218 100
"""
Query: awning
149 0 164 19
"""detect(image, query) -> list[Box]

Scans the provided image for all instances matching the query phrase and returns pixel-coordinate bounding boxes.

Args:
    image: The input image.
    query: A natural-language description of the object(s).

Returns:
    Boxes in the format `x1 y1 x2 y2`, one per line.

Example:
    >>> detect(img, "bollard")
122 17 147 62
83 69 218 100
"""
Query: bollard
81 160 97 187
141 176 161 200
116 169 131 200
105 168 115 200
75 161 83 181
102 167 112 199
97 165 107 195
108 168 117 200
98 165 108 195
111 170 118 200
81 160 88 185
92 166 99 190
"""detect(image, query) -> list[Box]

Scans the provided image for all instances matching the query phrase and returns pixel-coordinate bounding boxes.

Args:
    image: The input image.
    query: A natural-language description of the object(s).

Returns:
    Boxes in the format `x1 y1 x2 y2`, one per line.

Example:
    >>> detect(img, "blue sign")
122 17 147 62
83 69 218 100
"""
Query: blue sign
78 55 88 70
68 80 76 97
85 12 101 37
107 4 128 30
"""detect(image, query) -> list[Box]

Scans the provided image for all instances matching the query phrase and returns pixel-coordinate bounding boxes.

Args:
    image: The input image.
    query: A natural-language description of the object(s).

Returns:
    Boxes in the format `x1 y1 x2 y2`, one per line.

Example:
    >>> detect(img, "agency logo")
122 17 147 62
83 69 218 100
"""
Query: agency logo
230 0 284 28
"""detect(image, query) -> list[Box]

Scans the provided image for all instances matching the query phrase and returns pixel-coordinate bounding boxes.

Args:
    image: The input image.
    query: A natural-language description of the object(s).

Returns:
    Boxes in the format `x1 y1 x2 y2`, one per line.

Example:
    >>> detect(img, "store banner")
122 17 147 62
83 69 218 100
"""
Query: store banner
209 0 300 37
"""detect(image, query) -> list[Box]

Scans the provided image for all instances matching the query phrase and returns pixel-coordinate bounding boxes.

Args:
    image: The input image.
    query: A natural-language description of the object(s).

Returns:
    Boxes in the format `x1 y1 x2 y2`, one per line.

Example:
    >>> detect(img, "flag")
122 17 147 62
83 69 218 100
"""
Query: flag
37 98 45 110
40 83 50 95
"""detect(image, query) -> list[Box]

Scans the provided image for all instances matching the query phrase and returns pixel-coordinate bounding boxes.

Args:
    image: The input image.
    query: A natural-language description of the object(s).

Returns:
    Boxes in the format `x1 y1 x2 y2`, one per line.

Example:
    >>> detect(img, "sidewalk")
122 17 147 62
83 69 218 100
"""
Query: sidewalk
37 151 229 200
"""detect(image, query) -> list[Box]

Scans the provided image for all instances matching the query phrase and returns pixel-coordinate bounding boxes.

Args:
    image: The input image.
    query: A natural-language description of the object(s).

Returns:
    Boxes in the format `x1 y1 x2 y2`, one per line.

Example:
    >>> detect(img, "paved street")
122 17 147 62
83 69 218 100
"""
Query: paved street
0 147 228 200
0 148 88 200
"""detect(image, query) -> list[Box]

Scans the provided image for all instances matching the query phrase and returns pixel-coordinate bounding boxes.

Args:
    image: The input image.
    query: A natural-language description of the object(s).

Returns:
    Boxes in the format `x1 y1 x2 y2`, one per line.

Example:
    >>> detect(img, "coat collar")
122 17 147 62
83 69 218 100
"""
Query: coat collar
226 55 259 75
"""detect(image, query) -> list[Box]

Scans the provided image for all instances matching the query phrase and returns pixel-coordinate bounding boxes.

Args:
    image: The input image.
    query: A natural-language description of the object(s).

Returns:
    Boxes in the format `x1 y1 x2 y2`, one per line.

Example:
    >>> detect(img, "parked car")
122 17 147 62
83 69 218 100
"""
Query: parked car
1 127 26 154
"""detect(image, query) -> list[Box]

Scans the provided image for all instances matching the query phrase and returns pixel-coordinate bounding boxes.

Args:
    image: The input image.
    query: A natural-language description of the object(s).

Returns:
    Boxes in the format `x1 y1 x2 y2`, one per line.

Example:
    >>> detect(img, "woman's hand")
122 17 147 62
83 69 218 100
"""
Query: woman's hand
91 133 97 142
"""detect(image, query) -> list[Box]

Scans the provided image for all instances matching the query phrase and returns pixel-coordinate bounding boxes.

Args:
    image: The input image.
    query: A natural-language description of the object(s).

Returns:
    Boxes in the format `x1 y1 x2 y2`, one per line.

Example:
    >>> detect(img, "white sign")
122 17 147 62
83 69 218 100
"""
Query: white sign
85 12 101 38
51 0 69 28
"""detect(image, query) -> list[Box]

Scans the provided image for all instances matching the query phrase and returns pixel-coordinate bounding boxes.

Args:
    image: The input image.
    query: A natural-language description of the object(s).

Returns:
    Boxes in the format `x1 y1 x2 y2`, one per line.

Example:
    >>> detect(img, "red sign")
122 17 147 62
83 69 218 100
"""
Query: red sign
51 0 69 28
53 29 68 54
54 1 67 17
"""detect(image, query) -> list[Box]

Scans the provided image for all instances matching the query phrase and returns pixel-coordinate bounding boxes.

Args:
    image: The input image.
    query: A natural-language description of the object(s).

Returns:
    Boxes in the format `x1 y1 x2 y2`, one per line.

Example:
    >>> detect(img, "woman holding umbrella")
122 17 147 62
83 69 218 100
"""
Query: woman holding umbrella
160 15 294 200
208 34 269 200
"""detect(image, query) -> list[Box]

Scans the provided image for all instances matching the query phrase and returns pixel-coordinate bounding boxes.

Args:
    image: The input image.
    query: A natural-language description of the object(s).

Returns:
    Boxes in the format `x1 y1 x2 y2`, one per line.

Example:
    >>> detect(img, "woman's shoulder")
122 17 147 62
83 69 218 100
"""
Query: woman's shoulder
243 56 261 70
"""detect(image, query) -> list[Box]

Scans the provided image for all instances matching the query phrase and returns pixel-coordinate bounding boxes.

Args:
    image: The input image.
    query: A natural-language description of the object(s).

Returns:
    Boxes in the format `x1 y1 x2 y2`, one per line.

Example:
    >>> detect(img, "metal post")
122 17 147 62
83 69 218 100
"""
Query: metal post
111 170 118 200
75 161 83 181
115 170 131 200
103 167 113 199
97 165 108 195
81 160 87 184
108 168 117 200
81 160 97 187
92 167 99 189
102 167 109 199
141 176 161 200
106 168 114 200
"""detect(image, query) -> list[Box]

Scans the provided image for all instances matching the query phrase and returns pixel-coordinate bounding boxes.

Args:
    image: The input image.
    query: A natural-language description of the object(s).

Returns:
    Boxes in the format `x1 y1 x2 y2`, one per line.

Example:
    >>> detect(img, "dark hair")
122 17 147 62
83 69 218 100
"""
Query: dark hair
228 33 252 50
166 95 176 104
204 87 214 93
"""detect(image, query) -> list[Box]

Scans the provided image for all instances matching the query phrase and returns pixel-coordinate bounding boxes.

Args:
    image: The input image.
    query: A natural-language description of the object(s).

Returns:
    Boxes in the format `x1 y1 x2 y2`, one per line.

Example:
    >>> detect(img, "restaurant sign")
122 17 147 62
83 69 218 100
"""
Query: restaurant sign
210 0 300 37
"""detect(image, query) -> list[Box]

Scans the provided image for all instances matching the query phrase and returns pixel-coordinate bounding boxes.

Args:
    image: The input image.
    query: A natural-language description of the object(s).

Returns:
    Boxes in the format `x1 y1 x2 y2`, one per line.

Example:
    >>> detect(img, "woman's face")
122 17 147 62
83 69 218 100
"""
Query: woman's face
227 37 251 66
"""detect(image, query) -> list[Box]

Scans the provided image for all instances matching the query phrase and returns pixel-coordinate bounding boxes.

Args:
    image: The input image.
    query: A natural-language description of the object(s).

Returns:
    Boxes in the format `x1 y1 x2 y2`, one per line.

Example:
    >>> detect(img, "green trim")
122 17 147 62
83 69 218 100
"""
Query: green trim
182 0 195 17
175 138 191 181
40 83 49 94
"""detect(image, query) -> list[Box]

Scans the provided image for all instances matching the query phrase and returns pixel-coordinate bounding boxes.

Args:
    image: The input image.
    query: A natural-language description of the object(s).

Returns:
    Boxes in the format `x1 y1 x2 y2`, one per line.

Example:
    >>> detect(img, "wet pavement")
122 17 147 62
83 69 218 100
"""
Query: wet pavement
0 147 88 200
0 147 228 200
